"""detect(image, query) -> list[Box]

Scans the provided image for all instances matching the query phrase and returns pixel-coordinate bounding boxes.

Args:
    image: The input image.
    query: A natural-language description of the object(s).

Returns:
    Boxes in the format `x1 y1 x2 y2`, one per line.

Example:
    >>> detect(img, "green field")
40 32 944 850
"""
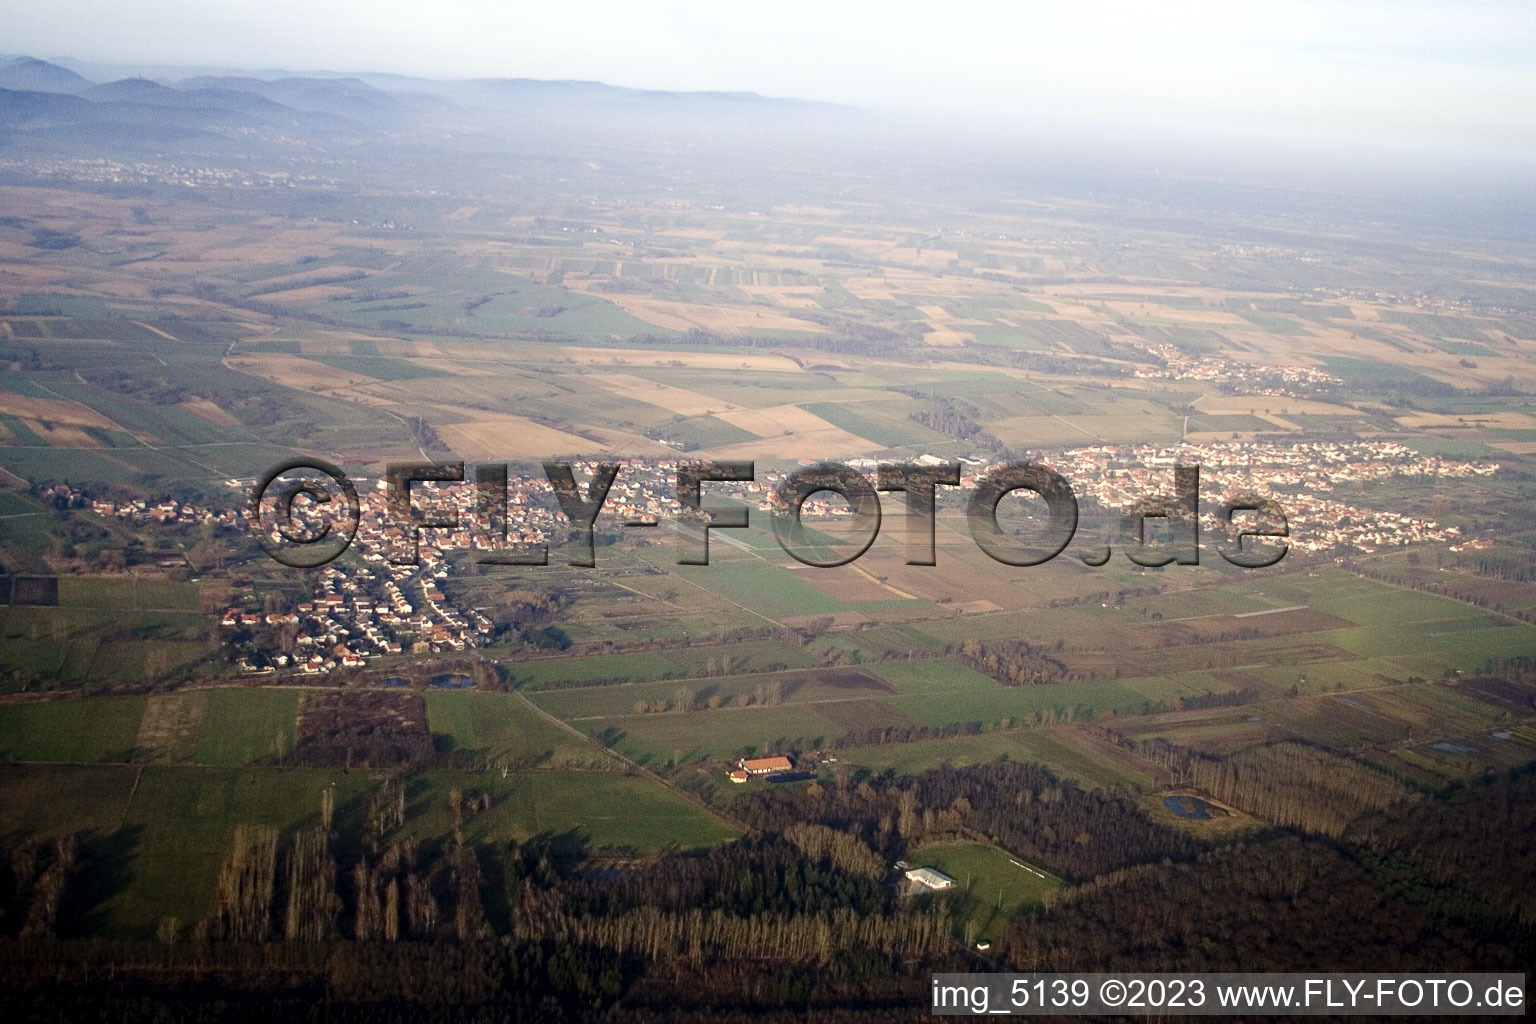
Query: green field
1322 356 1455 394
675 560 849 619
194 688 301 765
837 727 1157 791
528 665 883 720
867 659 1002 696
395 769 739 853
0 695 146 762
910 839 1062 944
59 576 203 612
425 690 609 767
586 703 846 763
112 765 380 935
0 762 142 839
887 678 1151 727
512 640 819 689
0 757 738 937
0 604 210 687
801 401 929 448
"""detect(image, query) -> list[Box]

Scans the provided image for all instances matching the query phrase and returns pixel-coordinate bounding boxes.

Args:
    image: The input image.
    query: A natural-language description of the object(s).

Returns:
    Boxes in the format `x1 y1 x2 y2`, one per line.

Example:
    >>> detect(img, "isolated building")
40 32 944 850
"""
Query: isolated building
738 755 792 776
904 867 956 891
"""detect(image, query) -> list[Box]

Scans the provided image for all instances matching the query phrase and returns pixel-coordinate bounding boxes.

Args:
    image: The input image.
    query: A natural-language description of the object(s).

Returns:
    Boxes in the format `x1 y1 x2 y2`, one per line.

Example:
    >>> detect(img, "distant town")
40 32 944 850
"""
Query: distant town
192 441 1497 675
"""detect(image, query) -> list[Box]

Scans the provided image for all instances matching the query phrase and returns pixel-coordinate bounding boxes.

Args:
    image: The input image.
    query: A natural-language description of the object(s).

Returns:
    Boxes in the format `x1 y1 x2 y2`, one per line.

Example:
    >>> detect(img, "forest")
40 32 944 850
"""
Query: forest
0 751 1532 1020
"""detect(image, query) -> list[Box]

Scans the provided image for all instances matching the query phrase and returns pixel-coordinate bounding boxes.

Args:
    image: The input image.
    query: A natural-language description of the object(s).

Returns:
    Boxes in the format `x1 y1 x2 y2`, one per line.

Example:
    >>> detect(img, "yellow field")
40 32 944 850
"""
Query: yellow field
735 285 824 308
587 374 733 416
131 320 178 341
709 404 884 458
179 398 240 427
0 392 117 429
435 415 611 459
253 284 356 305
922 326 974 347
408 358 497 377
21 420 98 446
226 353 381 392
430 412 674 459
1396 411 1536 429
712 403 845 438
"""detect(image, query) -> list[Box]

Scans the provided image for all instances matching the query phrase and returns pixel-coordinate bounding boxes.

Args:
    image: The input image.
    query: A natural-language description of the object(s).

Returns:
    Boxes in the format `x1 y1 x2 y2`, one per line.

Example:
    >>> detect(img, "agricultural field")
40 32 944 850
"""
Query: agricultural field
0 694 146 762
0 689 738 937
835 727 1161 792
506 559 1536 790
0 599 213 690
424 690 611 768
2 117 1536 991
394 770 738 853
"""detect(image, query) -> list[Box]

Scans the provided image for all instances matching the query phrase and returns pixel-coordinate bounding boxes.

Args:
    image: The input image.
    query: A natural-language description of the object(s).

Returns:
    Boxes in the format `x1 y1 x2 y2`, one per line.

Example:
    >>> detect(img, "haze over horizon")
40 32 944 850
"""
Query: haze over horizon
8 0 1536 163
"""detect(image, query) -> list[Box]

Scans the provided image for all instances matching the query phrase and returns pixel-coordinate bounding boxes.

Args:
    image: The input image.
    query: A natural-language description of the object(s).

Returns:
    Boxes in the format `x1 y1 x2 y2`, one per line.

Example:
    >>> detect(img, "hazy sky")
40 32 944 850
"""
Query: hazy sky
11 0 1536 158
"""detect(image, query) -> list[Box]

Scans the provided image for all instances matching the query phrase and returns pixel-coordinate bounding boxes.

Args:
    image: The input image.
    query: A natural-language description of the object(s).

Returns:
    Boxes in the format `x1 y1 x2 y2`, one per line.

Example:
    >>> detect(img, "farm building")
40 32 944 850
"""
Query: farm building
905 867 956 891
738 756 792 776
727 769 749 784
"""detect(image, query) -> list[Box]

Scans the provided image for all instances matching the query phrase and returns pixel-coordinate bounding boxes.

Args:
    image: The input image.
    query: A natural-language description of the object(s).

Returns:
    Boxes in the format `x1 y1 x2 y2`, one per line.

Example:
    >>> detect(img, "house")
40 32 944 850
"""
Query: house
739 756 793 776
727 769 749 784
904 867 956 891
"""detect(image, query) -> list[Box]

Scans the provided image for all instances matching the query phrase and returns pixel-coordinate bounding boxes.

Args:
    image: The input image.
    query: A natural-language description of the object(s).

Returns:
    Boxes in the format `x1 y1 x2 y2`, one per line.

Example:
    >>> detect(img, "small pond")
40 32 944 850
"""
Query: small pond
431 673 476 690
1162 795 1218 820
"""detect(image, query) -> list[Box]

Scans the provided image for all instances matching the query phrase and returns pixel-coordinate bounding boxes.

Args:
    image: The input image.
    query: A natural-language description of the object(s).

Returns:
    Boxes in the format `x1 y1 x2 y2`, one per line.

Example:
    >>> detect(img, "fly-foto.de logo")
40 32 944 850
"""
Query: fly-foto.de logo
247 458 1289 571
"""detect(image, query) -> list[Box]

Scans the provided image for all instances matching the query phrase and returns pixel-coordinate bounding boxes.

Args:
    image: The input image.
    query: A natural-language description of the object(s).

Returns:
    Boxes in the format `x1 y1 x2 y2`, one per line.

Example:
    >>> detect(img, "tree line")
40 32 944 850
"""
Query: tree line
1139 740 1416 838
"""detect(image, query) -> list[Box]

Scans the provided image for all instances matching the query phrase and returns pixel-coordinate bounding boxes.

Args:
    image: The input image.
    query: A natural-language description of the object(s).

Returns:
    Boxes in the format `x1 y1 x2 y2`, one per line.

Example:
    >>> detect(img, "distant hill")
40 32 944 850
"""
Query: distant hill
178 75 441 123
0 58 866 161
403 75 849 122
81 77 175 103
84 77 292 117
2 56 846 130
0 57 92 94
0 86 232 145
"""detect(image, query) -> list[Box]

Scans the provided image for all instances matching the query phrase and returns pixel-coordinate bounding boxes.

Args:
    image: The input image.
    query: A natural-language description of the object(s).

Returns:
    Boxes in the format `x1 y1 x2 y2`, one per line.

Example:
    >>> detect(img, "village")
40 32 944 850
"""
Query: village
213 439 1496 674
1129 340 1343 394
1053 439 1494 555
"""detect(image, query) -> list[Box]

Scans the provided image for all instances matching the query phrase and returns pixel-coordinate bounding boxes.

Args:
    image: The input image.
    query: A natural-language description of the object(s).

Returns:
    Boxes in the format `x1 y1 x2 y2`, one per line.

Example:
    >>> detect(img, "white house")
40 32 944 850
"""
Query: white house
905 867 956 891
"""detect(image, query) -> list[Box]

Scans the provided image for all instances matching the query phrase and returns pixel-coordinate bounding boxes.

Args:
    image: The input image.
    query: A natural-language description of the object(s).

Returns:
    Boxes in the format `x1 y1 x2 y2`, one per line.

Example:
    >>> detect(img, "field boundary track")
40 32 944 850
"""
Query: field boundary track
510 690 746 834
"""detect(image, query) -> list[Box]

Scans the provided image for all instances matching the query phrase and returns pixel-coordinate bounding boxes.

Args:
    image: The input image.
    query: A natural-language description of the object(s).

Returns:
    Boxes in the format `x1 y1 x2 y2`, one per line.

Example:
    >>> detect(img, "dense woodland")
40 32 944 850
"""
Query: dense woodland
1346 766 1536 927
1003 834 1526 973
954 638 1070 687
1141 740 1416 837
729 761 1202 883
2 755 1532 1019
